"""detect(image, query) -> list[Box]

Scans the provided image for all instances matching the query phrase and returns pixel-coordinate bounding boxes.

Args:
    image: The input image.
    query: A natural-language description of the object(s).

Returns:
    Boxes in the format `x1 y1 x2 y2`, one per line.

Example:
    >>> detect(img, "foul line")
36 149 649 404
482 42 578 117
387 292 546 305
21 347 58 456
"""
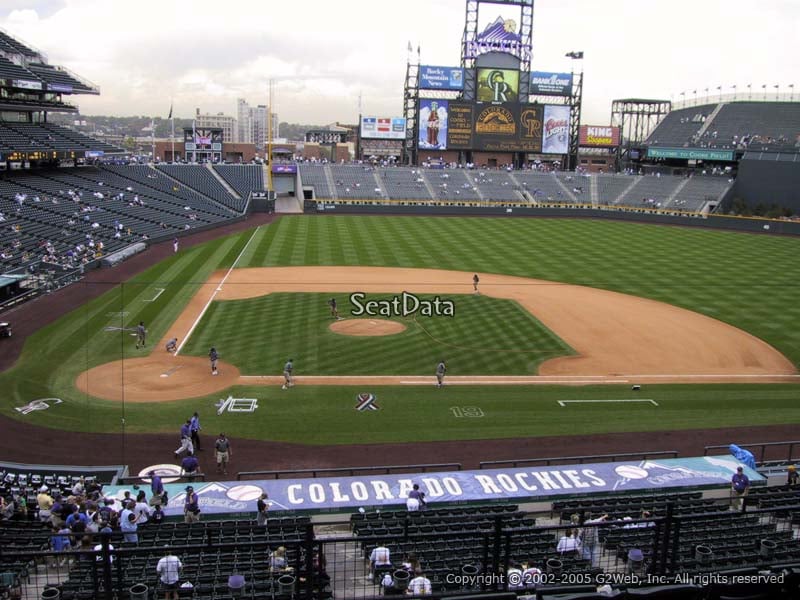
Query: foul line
143 288 165 302
558 399 659 407
176 226 261 355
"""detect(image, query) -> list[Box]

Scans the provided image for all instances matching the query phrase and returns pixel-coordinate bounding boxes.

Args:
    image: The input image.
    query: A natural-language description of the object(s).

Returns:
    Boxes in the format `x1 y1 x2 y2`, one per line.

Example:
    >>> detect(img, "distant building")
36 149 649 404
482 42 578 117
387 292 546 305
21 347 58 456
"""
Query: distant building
194 108 236 143
236 98 278 151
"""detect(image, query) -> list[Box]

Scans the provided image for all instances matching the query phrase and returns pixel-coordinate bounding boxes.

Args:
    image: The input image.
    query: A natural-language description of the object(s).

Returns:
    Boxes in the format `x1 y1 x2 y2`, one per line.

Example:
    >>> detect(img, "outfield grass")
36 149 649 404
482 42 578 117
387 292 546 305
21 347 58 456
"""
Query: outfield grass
2 215 800 445
242 216 800 365
181 293 573 375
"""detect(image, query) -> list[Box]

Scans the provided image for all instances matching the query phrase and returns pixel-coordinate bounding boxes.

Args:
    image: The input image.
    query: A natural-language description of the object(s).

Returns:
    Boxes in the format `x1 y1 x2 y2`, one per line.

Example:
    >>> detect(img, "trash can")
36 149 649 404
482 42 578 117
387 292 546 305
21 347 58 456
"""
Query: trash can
545 558 562 575
129 583 148 600
392 569 410 591
228 574 245 597
627 548 644 574
277 573 296 595
41 588 60 600
760 539 777 559
695 544 713 565
460 564 479 589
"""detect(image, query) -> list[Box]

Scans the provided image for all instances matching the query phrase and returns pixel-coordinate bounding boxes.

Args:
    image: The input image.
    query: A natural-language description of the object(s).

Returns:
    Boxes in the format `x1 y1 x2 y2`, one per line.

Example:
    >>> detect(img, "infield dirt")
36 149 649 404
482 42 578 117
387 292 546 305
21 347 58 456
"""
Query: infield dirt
74 266 797 402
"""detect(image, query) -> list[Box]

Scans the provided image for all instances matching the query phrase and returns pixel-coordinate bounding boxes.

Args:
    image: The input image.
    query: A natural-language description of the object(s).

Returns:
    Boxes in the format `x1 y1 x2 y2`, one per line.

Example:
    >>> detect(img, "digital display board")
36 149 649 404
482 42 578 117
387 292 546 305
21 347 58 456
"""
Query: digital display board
476 68 520 103
530 71 573 96
183 128 223 149
419 66 464 91
420 101 544 153
360 116 406 140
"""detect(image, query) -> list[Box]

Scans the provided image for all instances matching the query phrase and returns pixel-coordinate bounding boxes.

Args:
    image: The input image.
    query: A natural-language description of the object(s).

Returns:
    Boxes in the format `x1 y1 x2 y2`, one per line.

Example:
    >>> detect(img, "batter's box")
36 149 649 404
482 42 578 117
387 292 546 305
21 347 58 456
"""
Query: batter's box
216 395 259 415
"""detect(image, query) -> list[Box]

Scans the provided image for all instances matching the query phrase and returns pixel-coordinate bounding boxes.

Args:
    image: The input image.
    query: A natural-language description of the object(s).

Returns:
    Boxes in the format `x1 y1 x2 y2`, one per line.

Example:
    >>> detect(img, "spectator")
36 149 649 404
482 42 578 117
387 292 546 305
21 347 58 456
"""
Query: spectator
556 528 582 556
151 504 165 526
150 471 166 506
134 494 152 526
121 511 139 544
37 486 54 524
788 465 798 487
51 523 72 567
401 552 420 573
406 483 426 512
215 433 232 475
256 493 269 526
368 542 392 581
269 546 290 571
156 546 182 600
407 569 432 595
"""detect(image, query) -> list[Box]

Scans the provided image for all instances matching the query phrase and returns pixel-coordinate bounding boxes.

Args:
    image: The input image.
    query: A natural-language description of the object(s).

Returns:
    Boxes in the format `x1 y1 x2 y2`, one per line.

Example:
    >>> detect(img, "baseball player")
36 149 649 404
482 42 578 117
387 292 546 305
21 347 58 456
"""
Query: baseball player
436 359 447 388
135 321 146 349
328 297 339 319
473 274 480 294
165 338 178 353
282 358 294 389
209 347 219 375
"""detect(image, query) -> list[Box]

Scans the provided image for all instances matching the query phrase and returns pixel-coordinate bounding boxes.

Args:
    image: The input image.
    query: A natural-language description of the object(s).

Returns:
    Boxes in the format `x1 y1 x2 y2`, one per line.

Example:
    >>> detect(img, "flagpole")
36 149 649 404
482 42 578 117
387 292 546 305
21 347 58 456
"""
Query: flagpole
150 118 155 163
192 119 196 164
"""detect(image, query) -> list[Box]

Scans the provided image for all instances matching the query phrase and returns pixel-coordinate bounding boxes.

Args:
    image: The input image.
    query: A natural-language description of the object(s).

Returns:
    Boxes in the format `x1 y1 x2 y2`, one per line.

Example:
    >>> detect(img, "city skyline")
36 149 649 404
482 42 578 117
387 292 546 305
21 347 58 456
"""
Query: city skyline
0 0 797 125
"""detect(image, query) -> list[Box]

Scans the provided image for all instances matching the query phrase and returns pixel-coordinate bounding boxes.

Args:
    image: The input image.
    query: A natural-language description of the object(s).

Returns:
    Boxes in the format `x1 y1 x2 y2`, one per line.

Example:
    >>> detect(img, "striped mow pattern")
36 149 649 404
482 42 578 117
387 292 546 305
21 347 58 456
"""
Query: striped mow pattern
182 292 572 375
241 215 800 367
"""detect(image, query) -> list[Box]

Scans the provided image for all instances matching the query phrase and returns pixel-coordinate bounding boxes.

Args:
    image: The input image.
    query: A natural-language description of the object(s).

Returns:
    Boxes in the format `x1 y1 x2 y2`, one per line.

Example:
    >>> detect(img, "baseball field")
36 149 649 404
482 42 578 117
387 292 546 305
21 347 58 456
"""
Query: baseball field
2 215 800 457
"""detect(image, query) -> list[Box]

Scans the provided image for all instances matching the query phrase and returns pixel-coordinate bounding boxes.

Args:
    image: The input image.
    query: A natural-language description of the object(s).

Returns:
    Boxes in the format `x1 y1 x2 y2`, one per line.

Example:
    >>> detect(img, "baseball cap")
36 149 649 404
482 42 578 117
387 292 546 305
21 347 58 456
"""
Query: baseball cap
628 549 644 562
185 486 194 492
737 466 743 471
39 485 48 493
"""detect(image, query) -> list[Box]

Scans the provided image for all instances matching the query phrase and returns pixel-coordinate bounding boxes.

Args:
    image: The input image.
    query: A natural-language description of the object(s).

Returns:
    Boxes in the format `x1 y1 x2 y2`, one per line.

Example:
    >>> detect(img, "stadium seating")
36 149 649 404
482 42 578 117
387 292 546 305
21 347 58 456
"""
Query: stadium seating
157 164 246 212
513 172 573 204
298 163 334 199
0 56 39 82
615 174 683 208
422 169 482 201
646 104 717 148
0 122 121 154
329 165 384 200
212 164 265 201
467 170 526 202
24 63 97 94
378 167 434 200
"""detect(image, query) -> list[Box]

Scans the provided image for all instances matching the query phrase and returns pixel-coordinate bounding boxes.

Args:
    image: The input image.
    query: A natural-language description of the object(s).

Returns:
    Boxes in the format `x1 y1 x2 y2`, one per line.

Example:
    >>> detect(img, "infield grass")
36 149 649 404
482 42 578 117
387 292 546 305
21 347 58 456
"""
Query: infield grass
181 293 573 375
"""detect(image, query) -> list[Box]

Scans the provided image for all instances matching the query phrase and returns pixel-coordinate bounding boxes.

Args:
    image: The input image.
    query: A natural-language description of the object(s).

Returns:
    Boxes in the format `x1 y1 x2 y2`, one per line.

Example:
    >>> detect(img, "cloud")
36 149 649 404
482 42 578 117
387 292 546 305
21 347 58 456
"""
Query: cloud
0 0 796 126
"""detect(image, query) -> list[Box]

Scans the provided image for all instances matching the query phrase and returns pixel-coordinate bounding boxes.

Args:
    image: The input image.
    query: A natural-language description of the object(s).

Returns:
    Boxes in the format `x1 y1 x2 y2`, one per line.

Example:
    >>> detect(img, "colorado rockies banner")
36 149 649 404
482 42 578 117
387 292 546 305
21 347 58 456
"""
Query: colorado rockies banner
105 456 763 516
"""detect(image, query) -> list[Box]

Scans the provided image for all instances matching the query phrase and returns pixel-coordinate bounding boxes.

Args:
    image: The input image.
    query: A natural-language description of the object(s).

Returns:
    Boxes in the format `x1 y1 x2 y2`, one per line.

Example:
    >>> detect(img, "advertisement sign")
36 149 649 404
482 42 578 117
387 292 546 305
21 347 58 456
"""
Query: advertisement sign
419 99 449 150
530 71 573 96
476 68 520 103
647 147 735 161
12 79 43 91
579 125 621 147
47 83 73 93
465 15 530 62
272 164 298 174
419 66 464 91
360 116 406 140
542 105 570 154
445 102 543 153
104 455 762 516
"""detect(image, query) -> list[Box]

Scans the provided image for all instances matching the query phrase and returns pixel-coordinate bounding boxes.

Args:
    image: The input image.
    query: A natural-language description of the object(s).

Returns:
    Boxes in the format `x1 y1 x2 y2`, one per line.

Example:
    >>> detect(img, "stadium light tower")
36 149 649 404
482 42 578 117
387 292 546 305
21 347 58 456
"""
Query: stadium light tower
565 51 584 171
790 84 795 101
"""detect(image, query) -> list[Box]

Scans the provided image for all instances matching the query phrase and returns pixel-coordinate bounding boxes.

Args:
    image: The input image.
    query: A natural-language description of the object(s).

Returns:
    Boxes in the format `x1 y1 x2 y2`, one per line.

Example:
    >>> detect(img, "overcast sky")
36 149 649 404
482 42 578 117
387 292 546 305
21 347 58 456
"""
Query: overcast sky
1 0 797 125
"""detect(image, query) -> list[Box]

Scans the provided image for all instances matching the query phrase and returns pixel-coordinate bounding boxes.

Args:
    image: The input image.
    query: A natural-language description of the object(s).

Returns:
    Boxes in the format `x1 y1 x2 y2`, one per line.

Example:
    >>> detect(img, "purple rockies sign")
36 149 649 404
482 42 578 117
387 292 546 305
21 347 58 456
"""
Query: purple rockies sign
106 456 762 517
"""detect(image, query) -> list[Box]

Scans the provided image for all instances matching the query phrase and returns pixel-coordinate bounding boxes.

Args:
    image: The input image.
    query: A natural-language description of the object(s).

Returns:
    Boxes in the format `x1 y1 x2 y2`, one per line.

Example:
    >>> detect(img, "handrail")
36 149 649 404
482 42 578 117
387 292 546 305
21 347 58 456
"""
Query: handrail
704 440 800 466
237 463 462 480
479 451 679 469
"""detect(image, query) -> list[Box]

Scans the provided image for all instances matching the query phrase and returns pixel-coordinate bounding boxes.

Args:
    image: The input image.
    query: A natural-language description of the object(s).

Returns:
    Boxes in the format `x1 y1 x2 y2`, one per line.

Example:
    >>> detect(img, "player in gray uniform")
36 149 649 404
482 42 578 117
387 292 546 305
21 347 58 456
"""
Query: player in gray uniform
135 321 146 349
209 347 219 375
166 338 178 353
436 359 446 388
282 359 294 389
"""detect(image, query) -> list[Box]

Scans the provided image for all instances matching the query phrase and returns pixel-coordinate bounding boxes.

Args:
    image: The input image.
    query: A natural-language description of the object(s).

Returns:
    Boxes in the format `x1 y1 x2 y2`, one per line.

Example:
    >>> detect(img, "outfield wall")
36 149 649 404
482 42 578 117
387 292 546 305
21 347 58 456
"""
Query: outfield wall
307 202 800 236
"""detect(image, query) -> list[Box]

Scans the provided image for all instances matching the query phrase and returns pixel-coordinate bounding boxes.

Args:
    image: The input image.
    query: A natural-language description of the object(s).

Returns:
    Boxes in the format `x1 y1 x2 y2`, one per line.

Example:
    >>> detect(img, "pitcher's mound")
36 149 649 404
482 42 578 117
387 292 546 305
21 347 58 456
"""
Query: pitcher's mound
330 319 406 337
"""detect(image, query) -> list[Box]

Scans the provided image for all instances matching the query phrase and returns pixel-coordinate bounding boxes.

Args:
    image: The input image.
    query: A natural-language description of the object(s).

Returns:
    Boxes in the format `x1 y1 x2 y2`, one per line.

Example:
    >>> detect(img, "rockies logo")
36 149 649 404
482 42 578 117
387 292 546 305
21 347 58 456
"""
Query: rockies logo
355 393 379 411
